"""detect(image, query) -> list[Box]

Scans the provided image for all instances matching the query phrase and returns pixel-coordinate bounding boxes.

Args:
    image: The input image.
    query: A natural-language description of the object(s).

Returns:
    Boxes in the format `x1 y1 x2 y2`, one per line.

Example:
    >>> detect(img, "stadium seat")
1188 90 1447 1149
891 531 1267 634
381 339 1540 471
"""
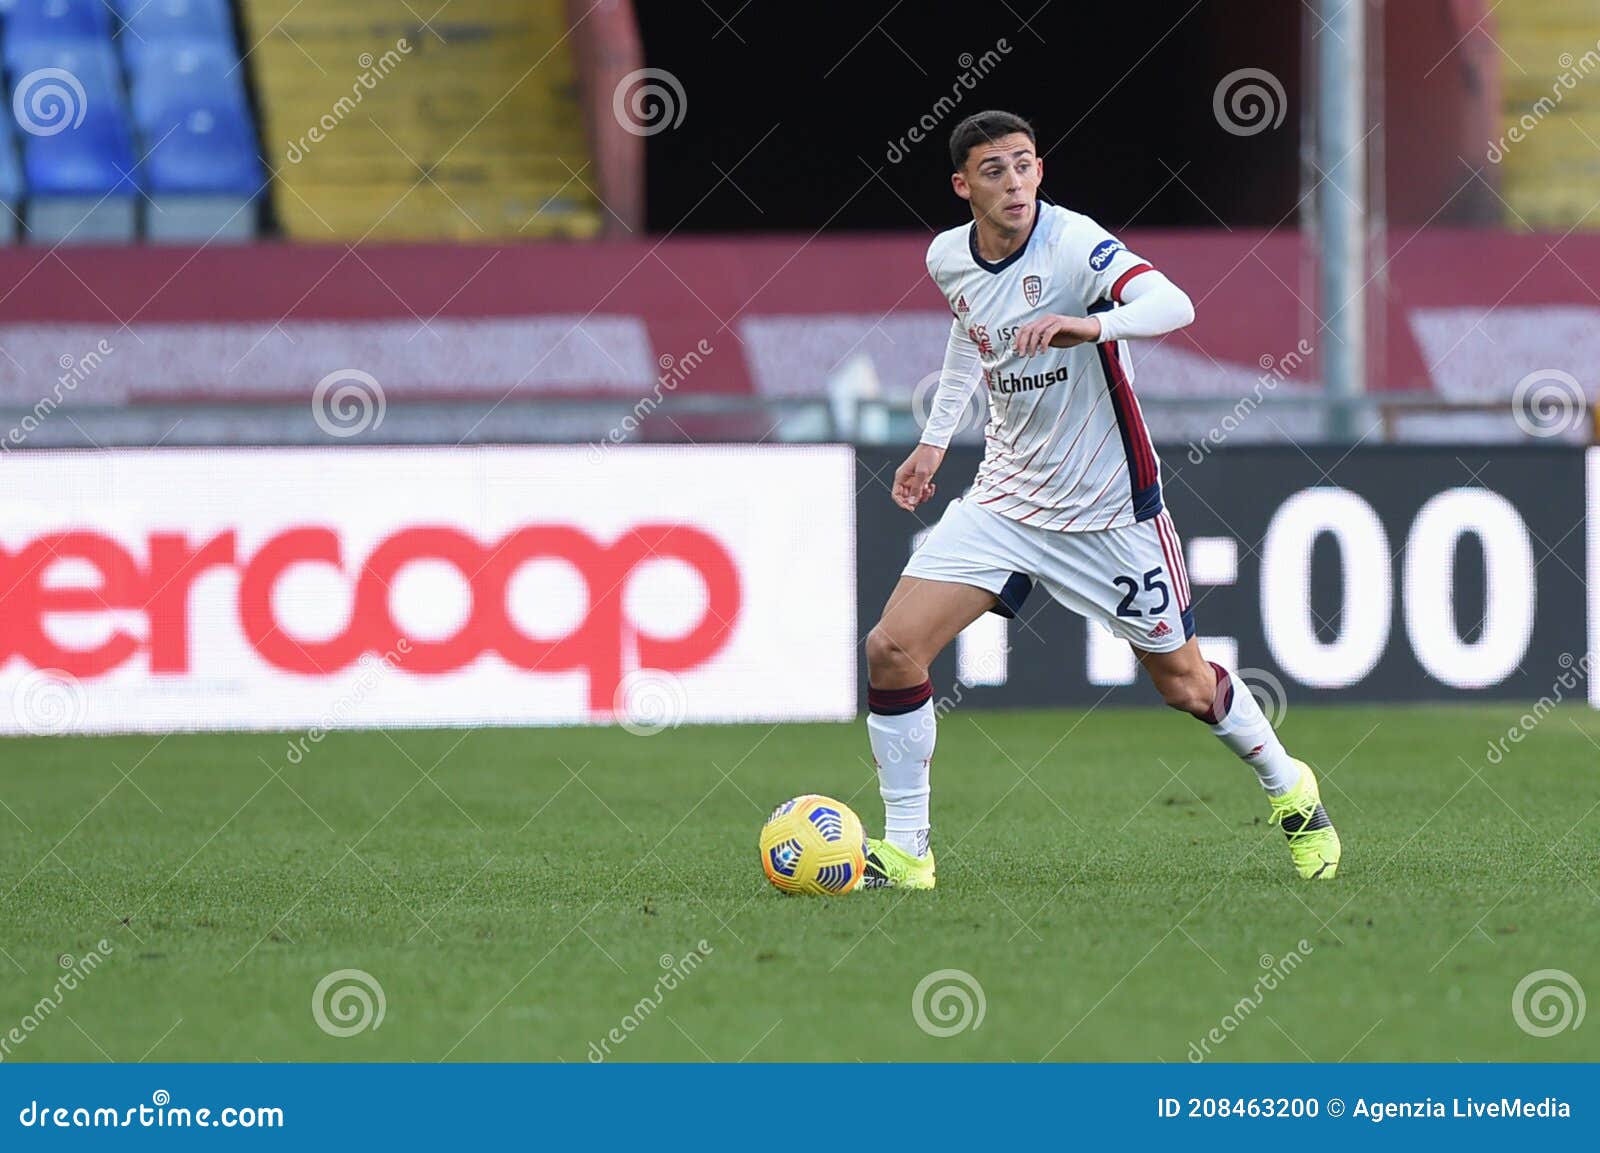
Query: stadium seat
141 100 261 241
1497 0 1600 230
0 118 21 242
19 116 139 242
241 0 601 239
117 0 235 46
8 42 139 242
4 37 122 93
120 36 260 240
125 41 248 136
3 0 113 44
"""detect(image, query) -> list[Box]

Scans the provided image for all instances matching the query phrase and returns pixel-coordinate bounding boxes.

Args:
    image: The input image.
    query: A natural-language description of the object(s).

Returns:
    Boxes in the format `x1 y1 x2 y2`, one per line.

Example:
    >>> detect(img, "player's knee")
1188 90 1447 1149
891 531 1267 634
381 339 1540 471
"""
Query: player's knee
866 624 923 683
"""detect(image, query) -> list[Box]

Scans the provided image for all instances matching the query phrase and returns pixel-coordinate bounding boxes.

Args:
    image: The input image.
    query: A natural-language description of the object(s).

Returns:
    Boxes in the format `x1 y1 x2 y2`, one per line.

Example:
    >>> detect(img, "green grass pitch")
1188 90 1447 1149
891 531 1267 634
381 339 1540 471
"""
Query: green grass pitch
2 704 1597 1063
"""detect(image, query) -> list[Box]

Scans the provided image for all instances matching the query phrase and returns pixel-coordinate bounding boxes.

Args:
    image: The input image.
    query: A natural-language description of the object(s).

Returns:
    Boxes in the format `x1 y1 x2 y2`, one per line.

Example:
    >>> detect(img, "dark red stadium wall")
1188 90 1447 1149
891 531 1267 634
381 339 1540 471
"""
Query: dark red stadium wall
4 230 1598 400
623 0 1495 232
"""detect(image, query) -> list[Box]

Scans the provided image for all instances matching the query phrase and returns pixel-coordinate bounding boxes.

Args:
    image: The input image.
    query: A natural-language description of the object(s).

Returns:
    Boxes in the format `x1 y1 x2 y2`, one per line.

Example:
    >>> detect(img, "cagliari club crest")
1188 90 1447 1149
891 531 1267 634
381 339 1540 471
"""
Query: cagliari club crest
1022 274 1042 307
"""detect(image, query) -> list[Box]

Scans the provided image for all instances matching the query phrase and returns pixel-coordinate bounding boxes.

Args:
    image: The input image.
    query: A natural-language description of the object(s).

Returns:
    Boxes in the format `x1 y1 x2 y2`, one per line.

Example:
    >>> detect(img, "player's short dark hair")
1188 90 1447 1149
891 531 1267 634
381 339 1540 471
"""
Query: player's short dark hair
949 111 1036 170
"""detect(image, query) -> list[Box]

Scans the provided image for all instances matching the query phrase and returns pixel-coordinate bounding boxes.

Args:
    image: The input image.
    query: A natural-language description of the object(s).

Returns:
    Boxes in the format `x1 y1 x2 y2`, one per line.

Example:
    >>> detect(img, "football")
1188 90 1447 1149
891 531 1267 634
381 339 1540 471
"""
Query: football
759 794 869 895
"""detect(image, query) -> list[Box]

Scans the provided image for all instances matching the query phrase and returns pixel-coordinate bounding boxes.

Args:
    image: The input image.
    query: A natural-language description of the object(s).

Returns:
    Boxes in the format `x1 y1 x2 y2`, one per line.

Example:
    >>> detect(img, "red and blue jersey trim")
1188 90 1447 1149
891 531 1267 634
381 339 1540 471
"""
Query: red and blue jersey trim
1094 338 1162 522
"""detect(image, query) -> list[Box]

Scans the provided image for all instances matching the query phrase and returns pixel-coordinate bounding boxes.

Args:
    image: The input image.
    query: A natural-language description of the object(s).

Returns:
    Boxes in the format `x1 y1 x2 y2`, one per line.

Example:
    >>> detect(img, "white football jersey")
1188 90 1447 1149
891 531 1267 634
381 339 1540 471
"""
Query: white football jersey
925 201 1162 532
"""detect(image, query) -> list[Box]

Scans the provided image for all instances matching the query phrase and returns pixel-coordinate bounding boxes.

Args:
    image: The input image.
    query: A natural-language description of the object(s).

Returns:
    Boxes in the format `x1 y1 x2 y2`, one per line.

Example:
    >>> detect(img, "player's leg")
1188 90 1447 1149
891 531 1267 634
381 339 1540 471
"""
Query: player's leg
1035 510 1340 878
1136 639 1341 879
861 497 1030 889
1135 638 1300 798
864 576 996 864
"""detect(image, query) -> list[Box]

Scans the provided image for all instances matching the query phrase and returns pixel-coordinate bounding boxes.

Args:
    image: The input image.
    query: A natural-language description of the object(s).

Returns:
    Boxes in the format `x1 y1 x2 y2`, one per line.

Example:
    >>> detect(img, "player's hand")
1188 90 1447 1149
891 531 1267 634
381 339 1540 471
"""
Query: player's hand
892 443 944 511
1013 314 1101 356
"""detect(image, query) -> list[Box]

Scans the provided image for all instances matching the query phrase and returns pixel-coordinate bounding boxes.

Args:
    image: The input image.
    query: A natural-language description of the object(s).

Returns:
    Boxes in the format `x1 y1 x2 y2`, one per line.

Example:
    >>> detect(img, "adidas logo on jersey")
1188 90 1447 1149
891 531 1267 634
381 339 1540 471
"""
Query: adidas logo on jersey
1148 620 1172 639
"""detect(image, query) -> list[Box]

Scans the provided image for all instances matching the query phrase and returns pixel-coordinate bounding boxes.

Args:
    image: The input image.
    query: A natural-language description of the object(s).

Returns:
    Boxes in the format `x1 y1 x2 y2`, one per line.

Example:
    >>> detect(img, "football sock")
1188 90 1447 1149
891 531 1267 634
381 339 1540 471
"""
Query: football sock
1197 661 1300 796
866 680 936 858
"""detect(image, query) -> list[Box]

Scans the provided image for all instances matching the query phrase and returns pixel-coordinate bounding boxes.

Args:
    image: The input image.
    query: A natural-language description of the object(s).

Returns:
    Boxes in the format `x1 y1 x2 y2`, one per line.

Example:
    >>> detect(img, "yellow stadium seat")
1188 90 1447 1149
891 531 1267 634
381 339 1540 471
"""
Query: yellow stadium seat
240 0 601 240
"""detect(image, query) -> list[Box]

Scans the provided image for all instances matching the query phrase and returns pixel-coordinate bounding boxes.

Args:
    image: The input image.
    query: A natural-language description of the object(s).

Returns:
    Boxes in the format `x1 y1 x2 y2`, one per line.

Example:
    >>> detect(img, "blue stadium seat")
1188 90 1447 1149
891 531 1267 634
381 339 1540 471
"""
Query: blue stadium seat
4 38 122 95
19 101 136 196
3 0 113 44
125 40 248 135
0 118 22 241
8 44 136 195
142 101 258 195
118 0 235 46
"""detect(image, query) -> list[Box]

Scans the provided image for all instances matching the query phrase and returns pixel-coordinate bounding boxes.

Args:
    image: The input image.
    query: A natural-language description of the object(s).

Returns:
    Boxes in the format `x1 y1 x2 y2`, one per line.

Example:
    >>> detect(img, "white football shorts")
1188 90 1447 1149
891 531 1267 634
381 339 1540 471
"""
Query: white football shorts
902 496 1194 653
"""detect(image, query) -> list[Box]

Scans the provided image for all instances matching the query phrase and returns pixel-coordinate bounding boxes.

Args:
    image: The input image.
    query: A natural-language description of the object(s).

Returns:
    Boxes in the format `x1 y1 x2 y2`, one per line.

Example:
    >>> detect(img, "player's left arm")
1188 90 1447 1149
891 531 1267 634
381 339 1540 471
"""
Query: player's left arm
1013 230 1195 355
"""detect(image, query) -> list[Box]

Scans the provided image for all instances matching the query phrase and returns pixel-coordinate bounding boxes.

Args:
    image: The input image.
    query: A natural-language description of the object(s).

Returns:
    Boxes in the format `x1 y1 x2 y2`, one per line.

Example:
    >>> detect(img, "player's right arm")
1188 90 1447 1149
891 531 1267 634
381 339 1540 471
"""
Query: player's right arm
895 316 982 511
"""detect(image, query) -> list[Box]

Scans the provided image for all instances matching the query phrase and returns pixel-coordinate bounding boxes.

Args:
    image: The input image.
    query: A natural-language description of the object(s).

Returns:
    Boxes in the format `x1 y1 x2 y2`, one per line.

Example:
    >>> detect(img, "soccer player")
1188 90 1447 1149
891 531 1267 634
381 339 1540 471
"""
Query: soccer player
860 110 1341 889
